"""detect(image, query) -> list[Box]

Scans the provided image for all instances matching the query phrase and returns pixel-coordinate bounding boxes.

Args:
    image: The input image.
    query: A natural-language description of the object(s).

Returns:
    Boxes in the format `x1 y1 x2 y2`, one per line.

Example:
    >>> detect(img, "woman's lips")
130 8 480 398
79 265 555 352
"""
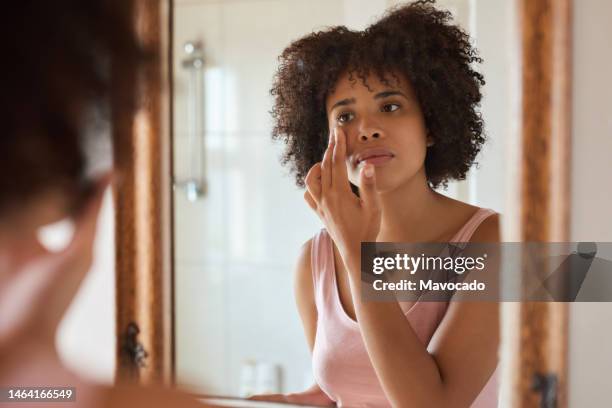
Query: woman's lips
354 147 395 168
358 154 393 167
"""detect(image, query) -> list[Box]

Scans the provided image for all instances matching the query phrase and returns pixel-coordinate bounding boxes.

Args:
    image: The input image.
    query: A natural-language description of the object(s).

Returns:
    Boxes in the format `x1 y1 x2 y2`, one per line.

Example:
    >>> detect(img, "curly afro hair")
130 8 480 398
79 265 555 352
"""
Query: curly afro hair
270 0 485 191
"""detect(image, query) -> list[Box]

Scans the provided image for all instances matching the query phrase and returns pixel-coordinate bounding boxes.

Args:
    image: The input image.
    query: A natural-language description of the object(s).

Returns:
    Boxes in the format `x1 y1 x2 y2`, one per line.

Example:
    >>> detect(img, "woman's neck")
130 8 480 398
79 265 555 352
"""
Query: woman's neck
376 168 449 242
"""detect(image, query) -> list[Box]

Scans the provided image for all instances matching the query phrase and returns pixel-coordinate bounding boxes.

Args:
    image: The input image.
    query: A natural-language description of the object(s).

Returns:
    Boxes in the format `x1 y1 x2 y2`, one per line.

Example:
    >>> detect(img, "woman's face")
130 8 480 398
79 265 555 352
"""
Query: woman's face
325 71 431 193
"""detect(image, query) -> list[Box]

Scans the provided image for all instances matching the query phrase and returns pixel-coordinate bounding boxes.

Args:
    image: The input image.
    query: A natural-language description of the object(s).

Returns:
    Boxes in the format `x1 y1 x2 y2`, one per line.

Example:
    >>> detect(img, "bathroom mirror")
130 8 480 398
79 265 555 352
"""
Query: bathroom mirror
170 0 515 398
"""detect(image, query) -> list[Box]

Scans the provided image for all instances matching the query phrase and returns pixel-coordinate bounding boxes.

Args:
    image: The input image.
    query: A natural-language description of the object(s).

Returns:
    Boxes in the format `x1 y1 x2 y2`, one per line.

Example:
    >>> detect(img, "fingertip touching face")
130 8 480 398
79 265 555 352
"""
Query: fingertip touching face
325 71 432 193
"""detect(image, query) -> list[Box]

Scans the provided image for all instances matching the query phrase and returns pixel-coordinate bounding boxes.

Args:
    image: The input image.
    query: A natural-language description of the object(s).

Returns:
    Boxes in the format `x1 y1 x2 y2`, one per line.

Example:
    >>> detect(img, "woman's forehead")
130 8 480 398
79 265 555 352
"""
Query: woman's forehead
326 70 414 108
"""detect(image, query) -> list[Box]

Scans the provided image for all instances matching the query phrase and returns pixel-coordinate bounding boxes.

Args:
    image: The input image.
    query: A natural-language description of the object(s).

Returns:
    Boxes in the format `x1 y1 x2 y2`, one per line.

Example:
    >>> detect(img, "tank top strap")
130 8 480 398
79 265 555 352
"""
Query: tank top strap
450 207 497 244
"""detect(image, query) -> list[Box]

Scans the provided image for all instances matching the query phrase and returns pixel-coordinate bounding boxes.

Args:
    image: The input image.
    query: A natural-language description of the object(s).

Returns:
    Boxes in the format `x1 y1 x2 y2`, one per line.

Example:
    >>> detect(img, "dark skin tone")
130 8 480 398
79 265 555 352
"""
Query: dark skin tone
255 72 499 407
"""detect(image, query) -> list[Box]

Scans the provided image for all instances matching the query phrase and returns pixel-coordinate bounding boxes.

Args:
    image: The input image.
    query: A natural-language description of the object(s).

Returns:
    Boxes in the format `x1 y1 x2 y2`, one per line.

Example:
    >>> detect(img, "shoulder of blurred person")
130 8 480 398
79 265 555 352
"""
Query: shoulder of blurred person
0 342 206 408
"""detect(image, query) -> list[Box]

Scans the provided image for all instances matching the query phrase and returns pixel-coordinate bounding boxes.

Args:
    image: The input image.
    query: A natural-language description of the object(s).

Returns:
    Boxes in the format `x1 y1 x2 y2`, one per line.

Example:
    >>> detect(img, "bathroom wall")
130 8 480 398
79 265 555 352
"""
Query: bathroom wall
568 0 612 406
173 0 342 394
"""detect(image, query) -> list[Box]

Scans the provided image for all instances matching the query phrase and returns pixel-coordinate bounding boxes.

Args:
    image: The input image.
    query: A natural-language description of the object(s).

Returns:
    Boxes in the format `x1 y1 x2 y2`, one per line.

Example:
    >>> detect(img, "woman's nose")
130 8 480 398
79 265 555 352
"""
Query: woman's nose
358 131 382 141
357 120 385 142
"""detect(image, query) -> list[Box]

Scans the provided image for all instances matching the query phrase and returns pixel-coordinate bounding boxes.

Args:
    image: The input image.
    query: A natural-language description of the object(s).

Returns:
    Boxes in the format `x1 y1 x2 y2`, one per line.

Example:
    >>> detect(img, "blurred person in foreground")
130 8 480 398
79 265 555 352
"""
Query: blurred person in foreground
0 1 203 407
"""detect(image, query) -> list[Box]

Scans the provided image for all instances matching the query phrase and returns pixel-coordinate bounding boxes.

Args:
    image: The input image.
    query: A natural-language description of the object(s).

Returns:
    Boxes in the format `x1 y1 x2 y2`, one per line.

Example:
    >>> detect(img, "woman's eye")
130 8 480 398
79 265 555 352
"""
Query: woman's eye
337 112 354 124
382 103 400 112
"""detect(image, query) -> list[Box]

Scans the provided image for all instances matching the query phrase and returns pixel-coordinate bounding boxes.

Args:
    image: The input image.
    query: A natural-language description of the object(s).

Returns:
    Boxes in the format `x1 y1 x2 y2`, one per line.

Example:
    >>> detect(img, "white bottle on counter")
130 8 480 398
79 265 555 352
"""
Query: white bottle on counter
255 362 280 395
239 359 258 397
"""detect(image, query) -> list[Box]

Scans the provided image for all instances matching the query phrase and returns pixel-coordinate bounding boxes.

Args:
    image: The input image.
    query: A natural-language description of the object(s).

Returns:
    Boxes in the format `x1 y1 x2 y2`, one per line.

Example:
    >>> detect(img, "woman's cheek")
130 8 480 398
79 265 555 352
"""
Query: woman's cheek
339 123 356 139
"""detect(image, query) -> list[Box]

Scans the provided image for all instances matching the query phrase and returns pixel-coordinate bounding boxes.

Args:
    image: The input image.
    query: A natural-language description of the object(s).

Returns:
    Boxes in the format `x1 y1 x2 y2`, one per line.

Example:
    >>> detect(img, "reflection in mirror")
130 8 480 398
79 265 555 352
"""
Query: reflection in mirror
172 0 514 404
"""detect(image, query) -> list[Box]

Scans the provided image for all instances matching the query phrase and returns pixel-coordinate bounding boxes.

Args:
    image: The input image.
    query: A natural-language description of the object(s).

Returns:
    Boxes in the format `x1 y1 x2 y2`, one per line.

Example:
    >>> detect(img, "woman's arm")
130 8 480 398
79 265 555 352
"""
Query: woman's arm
343 215 500 408
294 239 318 350
250 240 335 406
304 126 499 407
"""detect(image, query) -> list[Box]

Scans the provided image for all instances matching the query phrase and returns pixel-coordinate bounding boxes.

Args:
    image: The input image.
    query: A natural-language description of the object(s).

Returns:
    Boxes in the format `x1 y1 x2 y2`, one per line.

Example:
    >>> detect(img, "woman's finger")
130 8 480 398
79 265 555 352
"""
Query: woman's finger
304 163 322 202
332 127 351 192
359 163 381 219
320 129 334 194
303 190 317 212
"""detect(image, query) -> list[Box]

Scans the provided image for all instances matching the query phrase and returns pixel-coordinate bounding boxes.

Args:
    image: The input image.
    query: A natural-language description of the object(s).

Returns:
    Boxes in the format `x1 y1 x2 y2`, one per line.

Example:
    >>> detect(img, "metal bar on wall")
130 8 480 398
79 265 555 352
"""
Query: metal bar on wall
113 0 174 386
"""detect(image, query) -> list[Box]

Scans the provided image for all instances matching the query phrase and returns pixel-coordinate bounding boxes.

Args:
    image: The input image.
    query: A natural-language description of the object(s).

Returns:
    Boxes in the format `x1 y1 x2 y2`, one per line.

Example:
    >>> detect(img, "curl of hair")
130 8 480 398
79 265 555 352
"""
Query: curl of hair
270 0 485 190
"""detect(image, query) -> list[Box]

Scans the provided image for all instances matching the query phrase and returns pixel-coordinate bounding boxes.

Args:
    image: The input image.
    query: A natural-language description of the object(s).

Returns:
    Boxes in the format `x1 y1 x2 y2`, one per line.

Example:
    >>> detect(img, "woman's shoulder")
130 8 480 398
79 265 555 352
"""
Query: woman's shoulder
469 209 500 242
294 238 315 300
440 196 501 243
296 237 314 273
460 205 500 243
295 230 327 285
297 229 337 287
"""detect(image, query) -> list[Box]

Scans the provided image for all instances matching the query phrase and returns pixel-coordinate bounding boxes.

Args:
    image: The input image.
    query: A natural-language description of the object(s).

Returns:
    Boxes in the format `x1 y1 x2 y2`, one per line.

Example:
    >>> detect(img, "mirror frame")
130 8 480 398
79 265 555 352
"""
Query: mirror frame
504 0 572 407
113 1 572 406
113 0 174 386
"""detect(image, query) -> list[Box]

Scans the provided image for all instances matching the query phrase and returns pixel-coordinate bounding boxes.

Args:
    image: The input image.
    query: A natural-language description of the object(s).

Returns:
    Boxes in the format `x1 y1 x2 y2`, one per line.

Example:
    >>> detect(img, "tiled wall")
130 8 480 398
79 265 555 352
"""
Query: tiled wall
173 0 346 395
173 0 507 396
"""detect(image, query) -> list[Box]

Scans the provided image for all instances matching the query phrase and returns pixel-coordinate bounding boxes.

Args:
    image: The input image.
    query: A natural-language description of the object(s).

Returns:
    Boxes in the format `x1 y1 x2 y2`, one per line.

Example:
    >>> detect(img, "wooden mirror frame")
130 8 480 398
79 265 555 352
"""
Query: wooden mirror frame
113 0 174 386
113 0 572 405
504 0 572 407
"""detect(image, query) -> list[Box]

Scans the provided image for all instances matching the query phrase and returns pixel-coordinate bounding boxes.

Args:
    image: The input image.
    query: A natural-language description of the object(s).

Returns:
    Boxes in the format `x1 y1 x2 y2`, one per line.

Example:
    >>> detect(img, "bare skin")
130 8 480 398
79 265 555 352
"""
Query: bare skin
256 72 499 407
0 178 205 408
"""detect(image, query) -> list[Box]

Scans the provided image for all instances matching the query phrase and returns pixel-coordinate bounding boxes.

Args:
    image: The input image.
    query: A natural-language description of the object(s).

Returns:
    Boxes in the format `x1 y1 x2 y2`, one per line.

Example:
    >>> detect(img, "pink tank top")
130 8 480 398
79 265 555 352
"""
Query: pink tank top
311 207 499 408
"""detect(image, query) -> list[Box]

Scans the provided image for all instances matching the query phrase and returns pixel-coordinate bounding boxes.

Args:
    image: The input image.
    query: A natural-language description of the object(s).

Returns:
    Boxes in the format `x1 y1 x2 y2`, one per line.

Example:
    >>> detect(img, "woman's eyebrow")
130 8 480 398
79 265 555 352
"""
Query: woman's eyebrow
374 90 409 100
329 90 408 111
330 97 356 111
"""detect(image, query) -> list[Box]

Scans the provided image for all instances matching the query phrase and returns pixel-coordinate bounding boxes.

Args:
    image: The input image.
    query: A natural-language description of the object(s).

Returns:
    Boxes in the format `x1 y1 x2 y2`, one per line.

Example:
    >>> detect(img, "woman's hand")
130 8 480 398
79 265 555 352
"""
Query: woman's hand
248 393 289 403
303 127 381 263
249 384 335 406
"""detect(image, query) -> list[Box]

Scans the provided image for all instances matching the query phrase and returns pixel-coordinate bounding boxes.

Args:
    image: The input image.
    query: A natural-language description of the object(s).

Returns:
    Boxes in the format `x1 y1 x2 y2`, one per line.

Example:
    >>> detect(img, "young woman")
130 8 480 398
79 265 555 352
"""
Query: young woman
255 1 500 407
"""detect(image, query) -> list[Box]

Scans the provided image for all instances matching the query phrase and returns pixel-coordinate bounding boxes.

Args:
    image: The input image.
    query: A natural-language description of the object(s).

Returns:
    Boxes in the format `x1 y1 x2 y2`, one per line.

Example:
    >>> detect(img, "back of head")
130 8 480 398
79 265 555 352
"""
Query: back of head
0 0 144 218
